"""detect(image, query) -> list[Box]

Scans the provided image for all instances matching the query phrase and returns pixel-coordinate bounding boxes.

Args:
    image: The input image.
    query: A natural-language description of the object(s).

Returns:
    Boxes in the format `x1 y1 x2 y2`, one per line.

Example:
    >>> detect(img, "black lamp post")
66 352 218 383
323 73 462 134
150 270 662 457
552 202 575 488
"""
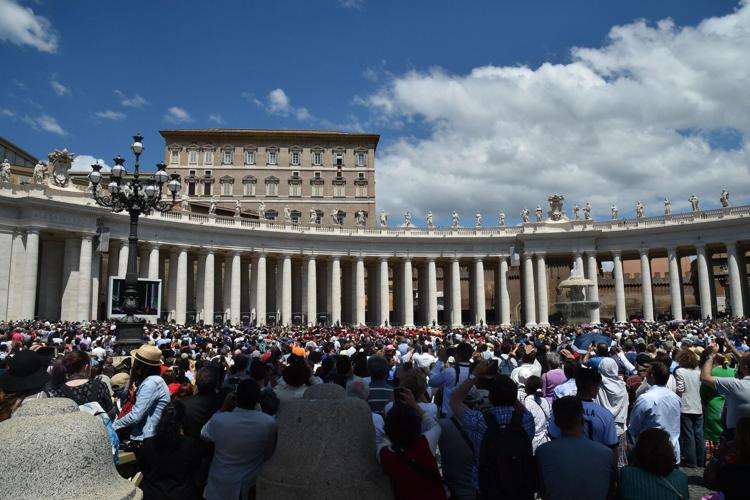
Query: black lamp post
88 134 181 352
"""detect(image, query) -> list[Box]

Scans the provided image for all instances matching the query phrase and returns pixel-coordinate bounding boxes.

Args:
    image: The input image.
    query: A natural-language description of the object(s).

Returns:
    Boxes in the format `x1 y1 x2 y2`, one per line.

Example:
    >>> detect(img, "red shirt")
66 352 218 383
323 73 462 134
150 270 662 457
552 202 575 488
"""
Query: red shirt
379 436 447 500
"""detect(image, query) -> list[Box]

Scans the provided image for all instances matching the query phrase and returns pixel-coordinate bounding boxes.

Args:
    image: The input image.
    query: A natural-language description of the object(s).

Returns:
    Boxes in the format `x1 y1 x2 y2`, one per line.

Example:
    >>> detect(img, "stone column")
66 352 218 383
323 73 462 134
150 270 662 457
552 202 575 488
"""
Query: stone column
107 244 119 281
256 254 267 326
60 237 80 321
402 259 414 327
474 258 486 325
306 256 317 326
573 251 585 278
725 242 744 317
355 257 366 325
585 252 601 324
427 258 438 326
498 256 511 326
90 250 100 321
696 245 712 319
195 253 206 322
223 256 232 321
203 251 214 325
117 240 128 277
281 255 292 326
639 248 654 321
175 247 188 325
147 244 160 280
612 251 627 322
666 246 684 321
77 235 93 321
138 248 149 278
20 228 40 320
522 252 536 327
450 258 462 327
330 257 341 325
167 250 178 321
378 257 389 325
230 252 241 325
535 253 549 327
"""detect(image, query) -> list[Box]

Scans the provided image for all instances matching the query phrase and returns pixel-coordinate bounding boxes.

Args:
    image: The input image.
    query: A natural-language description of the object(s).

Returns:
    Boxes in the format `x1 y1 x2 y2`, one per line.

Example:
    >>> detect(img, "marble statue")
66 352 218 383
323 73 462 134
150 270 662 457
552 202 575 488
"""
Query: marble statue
720 189 730 208
610 204 618 220
331 208 341 225
498 212 506 226
583 202 592 220
475 212 482 228
32 161 46 184
547 194 566 221
451 211 460 228
284 206 292 223
664 196 671 215
379 210 388 227
521 208 530 223
535 205 543 222
209 197 217 215
180 194 190 212
309 208 318 224
234 200 241 217
573 204 580 221
635 201 644 219
404 211 412 227
257 201 266 219
689 194 700 212
356 210 366 227
0 159 11 183
426 211 434 228
47 149 75 188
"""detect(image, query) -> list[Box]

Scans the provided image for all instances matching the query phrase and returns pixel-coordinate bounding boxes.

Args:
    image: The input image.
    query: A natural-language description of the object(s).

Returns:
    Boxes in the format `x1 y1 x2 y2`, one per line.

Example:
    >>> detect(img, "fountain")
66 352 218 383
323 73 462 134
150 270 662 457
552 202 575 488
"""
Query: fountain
555 271 600 325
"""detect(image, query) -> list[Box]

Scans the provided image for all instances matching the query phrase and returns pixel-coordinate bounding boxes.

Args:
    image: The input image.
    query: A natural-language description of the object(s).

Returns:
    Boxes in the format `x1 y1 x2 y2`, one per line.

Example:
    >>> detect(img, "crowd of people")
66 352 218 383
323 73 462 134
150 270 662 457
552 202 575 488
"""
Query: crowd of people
1 316 750 500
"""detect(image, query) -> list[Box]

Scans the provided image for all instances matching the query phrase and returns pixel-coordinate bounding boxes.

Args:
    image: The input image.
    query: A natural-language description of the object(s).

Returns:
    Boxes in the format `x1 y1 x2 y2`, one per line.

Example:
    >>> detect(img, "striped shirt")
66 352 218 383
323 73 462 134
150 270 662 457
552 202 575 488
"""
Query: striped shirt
368 380 394 415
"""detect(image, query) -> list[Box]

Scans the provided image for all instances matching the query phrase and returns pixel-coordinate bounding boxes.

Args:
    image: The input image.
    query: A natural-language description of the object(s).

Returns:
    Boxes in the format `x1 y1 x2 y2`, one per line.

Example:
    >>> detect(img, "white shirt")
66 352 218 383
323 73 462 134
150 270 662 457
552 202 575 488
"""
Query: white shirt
628 385 681 462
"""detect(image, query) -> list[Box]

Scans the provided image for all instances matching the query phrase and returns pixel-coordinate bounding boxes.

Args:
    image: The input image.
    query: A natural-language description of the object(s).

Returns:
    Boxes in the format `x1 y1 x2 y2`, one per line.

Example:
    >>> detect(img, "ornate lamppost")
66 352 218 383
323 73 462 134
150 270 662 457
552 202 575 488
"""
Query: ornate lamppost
88 134 181 352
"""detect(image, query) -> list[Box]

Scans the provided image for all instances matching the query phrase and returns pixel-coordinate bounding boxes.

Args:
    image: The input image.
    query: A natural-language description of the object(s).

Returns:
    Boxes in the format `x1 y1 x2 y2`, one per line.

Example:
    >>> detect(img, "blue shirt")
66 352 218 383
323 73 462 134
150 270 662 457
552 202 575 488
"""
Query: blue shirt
549 399 618 447
536 437 616 500
112 375 170 441
428 361 471 417
461 406 535 489
628 385 681 462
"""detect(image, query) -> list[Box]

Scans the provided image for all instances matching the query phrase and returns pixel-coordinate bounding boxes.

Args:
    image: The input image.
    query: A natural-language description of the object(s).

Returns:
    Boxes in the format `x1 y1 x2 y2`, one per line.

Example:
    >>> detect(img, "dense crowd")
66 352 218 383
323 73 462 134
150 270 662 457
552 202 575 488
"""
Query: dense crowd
1 317 750 500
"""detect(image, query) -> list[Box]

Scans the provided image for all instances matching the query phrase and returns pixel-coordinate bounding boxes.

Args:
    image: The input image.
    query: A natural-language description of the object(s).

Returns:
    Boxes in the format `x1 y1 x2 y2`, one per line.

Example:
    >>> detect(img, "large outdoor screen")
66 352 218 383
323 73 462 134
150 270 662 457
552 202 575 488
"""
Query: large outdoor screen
108 277 161 318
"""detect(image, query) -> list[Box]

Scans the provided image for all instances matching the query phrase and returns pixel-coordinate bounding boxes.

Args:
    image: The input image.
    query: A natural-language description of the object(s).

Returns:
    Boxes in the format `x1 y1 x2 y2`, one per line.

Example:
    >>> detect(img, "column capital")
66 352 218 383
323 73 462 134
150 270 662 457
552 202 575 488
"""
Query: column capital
474 256 483 263
426 257 436 263
307 254 316 261
451 256 460 263
25 227 41 235
522 251 534 259
572 249 583 258
665 245 678 255
534 251 546 258
724 240 738 251
379 256 389 262
148 242 160 250
695 243 707 253
611 250 622 258
81 233 94 242
638 248 650 257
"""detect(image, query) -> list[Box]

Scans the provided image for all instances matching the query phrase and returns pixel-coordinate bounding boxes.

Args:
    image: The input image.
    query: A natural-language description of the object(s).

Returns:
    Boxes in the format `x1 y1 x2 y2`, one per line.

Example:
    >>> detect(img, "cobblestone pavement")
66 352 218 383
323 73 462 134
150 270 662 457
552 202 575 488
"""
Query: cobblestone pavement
682 466 711 499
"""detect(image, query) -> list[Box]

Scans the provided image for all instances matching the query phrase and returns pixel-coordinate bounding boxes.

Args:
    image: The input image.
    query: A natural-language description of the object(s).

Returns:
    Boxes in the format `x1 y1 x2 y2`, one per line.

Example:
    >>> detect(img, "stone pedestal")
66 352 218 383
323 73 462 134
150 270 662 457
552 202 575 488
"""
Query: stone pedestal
0 398 142 500
256 396 392 500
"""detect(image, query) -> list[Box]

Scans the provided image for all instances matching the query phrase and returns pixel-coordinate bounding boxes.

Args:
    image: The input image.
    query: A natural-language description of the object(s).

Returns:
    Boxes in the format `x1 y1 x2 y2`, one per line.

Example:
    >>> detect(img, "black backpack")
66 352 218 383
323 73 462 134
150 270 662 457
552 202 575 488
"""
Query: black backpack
478 409 537 500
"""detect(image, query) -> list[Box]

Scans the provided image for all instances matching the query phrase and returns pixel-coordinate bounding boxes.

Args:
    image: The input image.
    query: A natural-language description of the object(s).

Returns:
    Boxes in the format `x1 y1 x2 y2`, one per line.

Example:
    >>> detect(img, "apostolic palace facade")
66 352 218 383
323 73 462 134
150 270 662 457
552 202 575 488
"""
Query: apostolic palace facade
0 129 748 328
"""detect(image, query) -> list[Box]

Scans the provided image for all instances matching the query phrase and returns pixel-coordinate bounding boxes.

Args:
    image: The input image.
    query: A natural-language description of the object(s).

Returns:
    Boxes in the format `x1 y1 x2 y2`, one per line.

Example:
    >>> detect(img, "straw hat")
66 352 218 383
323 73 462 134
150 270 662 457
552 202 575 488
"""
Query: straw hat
130 344 163 367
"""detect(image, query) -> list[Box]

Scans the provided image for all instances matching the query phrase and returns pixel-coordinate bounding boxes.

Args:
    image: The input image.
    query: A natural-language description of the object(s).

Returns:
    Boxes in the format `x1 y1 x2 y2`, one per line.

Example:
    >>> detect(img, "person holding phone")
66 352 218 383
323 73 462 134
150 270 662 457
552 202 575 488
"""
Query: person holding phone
701 336 750 441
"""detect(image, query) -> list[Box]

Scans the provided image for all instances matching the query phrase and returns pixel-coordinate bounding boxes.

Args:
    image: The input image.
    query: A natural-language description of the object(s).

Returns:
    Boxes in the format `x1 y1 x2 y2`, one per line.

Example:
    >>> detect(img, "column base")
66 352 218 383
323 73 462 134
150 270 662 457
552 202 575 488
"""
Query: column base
525 322 538 328
537 322 550 327
501 322 512 327
451 323 463 328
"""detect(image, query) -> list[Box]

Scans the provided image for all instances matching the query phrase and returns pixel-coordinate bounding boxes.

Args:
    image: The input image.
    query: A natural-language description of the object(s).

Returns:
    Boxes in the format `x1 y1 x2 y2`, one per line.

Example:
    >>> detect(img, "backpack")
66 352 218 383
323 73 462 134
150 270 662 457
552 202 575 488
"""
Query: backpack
498 357 514 376
478 409 537 500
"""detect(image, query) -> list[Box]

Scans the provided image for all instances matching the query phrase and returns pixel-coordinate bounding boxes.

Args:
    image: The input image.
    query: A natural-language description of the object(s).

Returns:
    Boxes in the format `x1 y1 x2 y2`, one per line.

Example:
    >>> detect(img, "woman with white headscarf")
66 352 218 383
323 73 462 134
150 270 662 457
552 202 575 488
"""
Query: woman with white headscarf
596 357 629 467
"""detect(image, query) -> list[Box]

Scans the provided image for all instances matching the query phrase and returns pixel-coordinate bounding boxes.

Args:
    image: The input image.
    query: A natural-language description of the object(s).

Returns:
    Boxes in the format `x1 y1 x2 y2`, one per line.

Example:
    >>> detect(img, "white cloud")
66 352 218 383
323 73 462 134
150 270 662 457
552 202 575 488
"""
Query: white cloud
70 155 110 173
164 106 193 124
365 3 750 225
338 0 364 8
22 114 66 135
50 73 70 96
95 110 126 121
208 113 225 125
0 109 15 118
0 0 58 53
114 90 148 108
251 88 313 121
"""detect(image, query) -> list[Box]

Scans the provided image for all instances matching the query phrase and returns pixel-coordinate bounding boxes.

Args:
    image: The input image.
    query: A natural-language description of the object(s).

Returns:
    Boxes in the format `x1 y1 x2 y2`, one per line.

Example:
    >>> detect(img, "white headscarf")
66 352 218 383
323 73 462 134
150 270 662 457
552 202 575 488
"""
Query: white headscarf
595 357 628 434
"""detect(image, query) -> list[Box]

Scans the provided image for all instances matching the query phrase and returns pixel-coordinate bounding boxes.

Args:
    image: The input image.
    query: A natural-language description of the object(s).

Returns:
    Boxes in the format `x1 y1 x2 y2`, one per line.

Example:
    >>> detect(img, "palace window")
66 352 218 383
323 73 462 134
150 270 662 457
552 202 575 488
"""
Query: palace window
188 149 198 164
242 175 257 196
204 181 212 196
334 151 344 166
334 184 345 197
169 149 179 164
290 210 301 224
203 150 214 166
291 151 300 166
355 173 368 198
265 176 279 196
312 151 322 166
244 149 256 165
222 149 233 165
188 182 196 196
290 184 301 197
356 151 367 167
265 209 278 221
220 176 234 196
267 149 278 165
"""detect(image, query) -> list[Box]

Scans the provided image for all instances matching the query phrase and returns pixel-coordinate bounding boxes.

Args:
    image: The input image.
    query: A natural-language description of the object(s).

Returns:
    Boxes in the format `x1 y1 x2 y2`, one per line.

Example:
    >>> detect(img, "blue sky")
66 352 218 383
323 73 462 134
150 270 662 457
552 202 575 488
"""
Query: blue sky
0 0 747 224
